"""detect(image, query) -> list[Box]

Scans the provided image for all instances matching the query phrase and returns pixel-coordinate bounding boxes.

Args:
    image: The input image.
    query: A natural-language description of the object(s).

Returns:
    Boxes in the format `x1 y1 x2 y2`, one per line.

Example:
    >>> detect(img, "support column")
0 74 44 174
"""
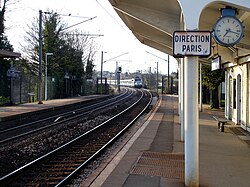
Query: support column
180 58 184 142
247 64 249 130
178 60 181 115
225 71 228 118
184 56 199 186
200 63 202 112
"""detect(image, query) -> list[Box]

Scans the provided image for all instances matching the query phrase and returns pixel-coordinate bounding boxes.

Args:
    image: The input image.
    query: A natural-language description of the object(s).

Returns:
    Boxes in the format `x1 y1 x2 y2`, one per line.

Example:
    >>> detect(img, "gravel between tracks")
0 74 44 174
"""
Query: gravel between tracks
0 96 138 177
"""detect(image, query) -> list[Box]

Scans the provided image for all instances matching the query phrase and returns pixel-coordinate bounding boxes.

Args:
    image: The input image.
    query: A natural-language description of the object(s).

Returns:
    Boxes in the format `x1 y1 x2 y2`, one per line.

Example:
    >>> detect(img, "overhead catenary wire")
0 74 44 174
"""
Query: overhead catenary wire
60 16 97 32
61 33 104 37
54 13 90 19
104 52 129 63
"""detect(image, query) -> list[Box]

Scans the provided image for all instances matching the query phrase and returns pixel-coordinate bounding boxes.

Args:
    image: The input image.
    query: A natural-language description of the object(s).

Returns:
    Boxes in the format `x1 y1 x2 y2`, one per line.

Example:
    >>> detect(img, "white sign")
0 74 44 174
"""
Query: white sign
173 31 211 57
211 56 221 71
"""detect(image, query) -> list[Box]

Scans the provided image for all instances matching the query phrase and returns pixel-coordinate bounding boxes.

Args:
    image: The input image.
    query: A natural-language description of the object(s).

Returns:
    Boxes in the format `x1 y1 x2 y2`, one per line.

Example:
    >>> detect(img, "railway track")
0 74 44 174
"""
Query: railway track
0 89 152 186
0 95 112 128
0 89 133 144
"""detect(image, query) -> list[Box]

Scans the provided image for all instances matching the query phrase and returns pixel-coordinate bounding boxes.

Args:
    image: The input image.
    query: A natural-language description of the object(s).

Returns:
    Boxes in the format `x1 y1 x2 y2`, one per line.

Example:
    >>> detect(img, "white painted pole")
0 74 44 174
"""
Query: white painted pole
200 63 202 112
246 64 249 127
180 58 184 142
184 56 199 186
225 71 228 117
178 60 181 115
45 53 53 101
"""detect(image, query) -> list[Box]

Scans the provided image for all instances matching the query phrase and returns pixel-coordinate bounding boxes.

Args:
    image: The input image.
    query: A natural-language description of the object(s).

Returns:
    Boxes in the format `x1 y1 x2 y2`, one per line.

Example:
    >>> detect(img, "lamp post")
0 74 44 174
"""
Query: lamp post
45 53 53 101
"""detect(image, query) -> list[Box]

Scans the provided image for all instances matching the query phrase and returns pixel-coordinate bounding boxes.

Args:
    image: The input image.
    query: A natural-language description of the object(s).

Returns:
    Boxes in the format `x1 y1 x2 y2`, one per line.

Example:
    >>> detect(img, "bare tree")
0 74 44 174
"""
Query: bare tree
0 0 21 34
21 11 99 98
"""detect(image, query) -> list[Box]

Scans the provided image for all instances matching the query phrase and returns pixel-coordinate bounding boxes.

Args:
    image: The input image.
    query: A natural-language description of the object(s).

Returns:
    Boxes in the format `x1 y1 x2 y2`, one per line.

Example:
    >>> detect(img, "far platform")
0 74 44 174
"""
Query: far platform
0 95 108 122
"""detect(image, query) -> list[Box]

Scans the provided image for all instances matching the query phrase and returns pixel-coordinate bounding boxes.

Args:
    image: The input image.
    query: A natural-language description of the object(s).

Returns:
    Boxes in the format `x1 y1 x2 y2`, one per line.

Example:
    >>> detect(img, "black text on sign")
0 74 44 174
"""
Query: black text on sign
173 31 211 57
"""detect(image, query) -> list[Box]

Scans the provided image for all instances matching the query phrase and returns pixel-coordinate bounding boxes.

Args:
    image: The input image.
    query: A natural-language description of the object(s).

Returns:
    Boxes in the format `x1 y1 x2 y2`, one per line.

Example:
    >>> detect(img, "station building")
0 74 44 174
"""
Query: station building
108 1 250 186
108 0 250 132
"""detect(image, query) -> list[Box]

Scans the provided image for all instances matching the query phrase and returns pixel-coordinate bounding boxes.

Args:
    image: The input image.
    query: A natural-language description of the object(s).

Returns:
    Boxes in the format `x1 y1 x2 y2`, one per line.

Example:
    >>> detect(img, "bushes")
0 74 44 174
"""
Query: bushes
0 96 9 106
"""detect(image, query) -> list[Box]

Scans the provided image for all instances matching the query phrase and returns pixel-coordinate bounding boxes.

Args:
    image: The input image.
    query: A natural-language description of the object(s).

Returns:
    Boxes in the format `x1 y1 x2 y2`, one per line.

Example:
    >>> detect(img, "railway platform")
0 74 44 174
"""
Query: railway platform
0 95 108 122
86 95 250 187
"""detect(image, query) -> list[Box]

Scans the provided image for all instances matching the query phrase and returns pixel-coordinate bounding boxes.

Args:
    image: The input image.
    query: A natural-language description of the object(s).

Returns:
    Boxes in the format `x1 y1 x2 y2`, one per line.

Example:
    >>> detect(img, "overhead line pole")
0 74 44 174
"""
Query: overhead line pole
100 52 129 94
100 51 104 94
146 51 169 93
38 10 43 104
38 12 98 102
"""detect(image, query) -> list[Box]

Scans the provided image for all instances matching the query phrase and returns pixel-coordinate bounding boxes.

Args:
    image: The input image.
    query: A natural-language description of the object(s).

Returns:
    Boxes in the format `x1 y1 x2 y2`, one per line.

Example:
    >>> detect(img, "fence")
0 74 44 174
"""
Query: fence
0 71 99 106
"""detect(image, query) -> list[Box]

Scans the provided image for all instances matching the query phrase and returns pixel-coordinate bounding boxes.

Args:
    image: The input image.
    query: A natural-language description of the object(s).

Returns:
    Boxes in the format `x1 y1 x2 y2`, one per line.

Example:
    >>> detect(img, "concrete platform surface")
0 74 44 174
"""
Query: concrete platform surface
87 95 250 187
0 95 107 120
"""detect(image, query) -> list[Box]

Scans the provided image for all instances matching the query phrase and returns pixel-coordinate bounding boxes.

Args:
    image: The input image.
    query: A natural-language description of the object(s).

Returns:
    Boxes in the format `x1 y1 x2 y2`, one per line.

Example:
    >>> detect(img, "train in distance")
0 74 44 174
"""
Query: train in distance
132 77 143 88
112 77 143 88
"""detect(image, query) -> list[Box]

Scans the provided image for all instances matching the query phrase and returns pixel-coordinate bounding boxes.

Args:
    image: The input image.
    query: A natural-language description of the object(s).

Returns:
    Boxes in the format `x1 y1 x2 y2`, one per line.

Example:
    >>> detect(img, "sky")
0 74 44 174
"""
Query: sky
4 0 178 74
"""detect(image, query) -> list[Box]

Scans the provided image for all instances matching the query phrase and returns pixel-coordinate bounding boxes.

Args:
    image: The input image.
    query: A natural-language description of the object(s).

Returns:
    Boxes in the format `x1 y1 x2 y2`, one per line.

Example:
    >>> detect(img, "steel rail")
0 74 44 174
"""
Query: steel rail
56 90 152 187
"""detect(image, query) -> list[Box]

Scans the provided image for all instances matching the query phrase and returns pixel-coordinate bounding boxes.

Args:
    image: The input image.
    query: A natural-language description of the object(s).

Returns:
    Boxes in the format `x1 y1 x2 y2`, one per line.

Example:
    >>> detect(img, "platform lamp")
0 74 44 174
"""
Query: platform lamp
45 53 53 101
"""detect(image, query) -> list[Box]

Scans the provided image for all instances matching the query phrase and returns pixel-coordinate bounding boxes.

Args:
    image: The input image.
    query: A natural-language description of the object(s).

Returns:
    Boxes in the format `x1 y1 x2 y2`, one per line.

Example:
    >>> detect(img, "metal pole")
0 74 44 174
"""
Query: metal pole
20 71 22 104
117 72 120 92
156 62 158 93
116 61 119 90
161 76 164 94
100 51 103 94
45 54 48 101
38 10 43 104
9 77 12 105
184 56 199 186
149 67 151 90
167 54 170 93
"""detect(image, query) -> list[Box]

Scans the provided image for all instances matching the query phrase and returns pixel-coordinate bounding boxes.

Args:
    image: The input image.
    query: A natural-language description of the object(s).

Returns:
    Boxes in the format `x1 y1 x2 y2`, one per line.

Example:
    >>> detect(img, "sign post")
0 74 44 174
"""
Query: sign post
7 67 20 105
173 30 211 187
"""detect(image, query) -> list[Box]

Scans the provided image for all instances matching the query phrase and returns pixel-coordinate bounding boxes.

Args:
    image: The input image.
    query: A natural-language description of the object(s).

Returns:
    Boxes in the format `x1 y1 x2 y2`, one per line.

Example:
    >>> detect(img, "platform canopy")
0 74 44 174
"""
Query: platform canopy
108 0 250 66
0 49 21 58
